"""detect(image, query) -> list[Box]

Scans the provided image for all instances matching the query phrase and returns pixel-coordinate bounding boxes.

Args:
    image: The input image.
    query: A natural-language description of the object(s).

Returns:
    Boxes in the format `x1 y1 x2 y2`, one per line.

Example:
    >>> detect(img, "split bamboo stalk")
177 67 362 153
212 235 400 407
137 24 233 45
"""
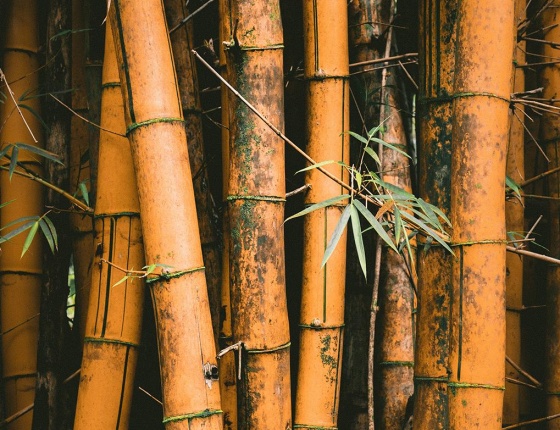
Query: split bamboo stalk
503 0 526 425
295 1 350 429
164 0 222 345
414 0 458 428
448 0 513 428
218 0 237 427
73 24 146 430
70 0 94 349
0 1 44 428
541 2 560 427
224 0 291 428
108 1 222 428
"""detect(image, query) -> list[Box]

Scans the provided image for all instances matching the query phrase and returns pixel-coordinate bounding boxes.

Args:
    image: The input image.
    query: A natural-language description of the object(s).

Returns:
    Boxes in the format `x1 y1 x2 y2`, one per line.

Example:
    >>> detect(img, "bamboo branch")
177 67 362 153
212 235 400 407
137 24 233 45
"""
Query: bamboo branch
506 355 542 388
521 166 560 187
502 413 560 429
506 245 560 265
0 165 93 213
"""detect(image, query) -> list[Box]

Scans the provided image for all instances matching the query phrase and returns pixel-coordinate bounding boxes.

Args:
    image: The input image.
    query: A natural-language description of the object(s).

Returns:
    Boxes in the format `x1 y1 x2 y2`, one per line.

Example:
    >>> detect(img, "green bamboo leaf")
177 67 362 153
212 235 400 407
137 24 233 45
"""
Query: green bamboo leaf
38 218 56 254
353 199 397 252
21 220 39 257
506 175 522 199
15 143 64 165
394 205 402 244
0 143 14 160
347 131 369 145
18 103 49 130
350 204 367 278
284 194 351 223
418 197 451 226
370 137 411 159
78 181 90 206
9 145 19 179
400 210 453 253
321 205 351 268
296 160 338 174
363 147 381 165
41 216 58 252
112 275 130 288
0 219 36 243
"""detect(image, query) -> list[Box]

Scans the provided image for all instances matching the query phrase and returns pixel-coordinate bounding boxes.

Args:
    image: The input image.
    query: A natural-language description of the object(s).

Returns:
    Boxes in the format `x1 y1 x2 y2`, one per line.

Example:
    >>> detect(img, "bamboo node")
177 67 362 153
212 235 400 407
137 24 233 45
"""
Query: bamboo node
451 239 507 247
126 117 184 135
448 382 505 392
83 337 141 348
293 425 338 429
162 408 223 424
378 361 414 367
226 194 286 203
146 266 205 284
245 341 291 354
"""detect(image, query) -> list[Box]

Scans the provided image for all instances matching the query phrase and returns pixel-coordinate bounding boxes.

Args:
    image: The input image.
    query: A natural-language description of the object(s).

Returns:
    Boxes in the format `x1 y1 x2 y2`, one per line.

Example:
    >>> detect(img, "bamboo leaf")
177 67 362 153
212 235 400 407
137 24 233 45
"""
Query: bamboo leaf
350 204 367 278
296 160 338 174
353 199 397 252
375 200 395 220
284 194 351 223
18 104 49 130
38 218 56 254
78 181 90 206
41 216 58 251
321 205 351 268
369 137 411 159
0 216 37 232
418 197 451 226
0 143 13 160
363 147 381 165
506 175 522 199
400 210 453 253
15 143 64 165
394 205 402 243
112 275 130 288
21 220 39 257
9 145 18 179
347 131 369 145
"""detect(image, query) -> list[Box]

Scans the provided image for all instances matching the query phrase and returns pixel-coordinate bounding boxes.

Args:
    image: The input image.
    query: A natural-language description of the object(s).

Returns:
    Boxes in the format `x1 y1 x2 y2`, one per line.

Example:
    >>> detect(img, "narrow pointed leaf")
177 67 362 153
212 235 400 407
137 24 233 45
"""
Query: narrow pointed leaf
350 204 367 278
400 210 453 253
363 147 381 165
296 160 338 174
21 220 39 257
370 137 411 159
9 145 18 179
16 143 64 165
347 130 369 145
284 194 351 223
38 218 56 254
78 181 90 205
321 204 351 267
41 215 58 251
353 199 397 252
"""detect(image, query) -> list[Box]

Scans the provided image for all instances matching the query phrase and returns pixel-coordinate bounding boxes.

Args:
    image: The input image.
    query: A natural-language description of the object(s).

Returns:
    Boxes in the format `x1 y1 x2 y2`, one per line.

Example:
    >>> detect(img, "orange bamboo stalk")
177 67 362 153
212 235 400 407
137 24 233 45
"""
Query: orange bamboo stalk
165 0 222 344
73 24 146 430
224 1 291 428
0 1 44 428
70 0 94 347
295 1 350 429
448 0 513 428
414 0 458 427
541 2 560 426
503 0 526 425
108 1 222 428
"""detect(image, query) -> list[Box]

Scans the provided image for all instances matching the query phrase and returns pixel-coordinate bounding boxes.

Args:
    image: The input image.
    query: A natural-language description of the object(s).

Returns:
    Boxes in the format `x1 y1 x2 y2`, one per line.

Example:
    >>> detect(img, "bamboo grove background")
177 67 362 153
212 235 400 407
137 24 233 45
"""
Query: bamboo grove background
0 0 559 429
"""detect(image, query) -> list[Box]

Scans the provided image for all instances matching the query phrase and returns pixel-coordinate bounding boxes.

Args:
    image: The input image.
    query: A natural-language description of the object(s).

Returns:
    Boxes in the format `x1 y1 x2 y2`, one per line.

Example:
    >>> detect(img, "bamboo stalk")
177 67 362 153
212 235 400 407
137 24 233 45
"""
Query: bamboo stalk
0 2 44 428
224 0 291 427
448 0 513 427
294 1 350 429
73 23 146 430
108 1 222 428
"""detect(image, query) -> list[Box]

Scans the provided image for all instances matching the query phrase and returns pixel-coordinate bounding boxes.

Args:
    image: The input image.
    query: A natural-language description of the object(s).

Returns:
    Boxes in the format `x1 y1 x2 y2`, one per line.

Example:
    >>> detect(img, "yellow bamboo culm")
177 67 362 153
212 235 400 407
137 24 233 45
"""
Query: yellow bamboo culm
0 1 43 428
295 1 350 428
448 0 513 428
224 0 291 428
73 23 146 430
109 1 222 428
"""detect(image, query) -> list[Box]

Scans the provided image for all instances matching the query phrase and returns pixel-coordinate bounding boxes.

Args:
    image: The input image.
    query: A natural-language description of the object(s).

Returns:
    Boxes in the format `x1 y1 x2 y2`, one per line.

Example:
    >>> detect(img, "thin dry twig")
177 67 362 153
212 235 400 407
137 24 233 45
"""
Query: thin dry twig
506 355 542 388
0 68 38 143
502 412 560 429
506 245 560 265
